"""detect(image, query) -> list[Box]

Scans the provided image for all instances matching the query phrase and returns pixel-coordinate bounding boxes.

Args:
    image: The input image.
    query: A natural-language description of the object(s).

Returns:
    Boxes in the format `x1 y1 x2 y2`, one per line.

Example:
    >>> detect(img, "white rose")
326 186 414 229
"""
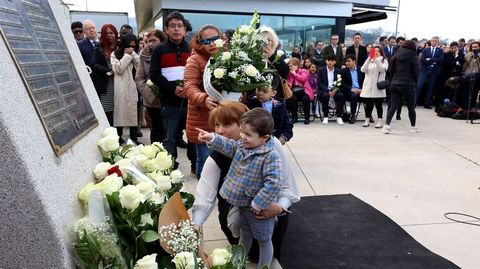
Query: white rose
213 68 226 79
95 174 123 195
97 134 120 152
151 142 165 151
101 127 117 137
92 162 112 181
212 248 232 266
150 191 166 205
139 213 154 227
142 159 159 173
155 151 173 171
114 158 132 179
155 175 172 192
134 253 157 269
172 252 195 269
222 51 232 60
78 182 95 205
119 185 144 210
213 38 224 48
245 65 259 77
170 170 183 183
238 25 250 34
138 145 157 159
136 181 156 199
131 154 149 167
276 50 285 57
146 79 154 87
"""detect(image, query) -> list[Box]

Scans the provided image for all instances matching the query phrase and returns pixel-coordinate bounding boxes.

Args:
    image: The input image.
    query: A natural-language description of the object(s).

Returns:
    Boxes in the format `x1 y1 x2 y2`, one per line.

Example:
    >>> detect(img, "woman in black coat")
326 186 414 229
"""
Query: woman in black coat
383 40 419 133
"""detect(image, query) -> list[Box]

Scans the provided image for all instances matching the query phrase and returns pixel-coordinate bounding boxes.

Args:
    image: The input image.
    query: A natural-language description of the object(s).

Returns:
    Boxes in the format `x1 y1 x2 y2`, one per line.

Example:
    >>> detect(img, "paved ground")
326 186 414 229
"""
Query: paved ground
138 106 480 269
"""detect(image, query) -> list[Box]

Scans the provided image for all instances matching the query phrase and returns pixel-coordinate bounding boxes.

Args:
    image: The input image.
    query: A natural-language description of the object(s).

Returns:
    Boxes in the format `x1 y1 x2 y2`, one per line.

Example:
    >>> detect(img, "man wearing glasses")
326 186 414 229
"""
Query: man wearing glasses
77 20 98 66
71 21 84 43
322 34 344 68
149 11 191 169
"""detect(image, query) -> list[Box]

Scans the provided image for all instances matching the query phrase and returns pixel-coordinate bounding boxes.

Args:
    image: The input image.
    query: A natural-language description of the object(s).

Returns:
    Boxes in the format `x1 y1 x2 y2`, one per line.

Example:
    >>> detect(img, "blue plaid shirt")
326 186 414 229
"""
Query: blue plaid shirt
207 134 284 210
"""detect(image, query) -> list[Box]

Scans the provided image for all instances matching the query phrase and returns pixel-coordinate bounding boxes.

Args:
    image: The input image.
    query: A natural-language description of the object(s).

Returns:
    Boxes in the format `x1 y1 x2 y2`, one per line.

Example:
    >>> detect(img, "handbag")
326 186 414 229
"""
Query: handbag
281 78 293 99
376 72 389 90
292 86 305 93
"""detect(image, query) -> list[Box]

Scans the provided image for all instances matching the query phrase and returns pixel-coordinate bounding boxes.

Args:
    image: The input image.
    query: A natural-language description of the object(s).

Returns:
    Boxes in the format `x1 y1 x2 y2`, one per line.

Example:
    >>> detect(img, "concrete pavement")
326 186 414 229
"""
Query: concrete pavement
140 106 480 269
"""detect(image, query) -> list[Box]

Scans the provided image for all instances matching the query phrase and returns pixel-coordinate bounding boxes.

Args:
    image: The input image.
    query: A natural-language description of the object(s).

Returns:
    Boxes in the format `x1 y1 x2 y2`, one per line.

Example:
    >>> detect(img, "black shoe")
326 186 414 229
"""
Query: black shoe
292 117 298 123
137 130 143 137
396 115 401 120
349 117 356 124
424 105 432 109
369 117 374 123
304 119 310 125
173 161 179 170
177 139 188 148
119 137 126 145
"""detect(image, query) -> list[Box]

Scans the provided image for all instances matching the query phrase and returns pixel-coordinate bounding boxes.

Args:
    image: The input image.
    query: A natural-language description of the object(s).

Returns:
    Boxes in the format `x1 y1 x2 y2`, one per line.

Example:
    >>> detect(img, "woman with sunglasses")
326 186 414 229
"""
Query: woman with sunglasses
184 24 222 177
111 33 140 144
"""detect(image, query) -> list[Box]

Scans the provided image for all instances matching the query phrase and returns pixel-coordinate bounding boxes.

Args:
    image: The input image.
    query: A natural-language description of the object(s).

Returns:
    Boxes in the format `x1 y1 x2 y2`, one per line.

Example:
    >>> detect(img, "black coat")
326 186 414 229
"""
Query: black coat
317 66 342 94
91 46 112 95
346 45 368 66
341 67 365 96
389 48 419 87
77 38 95 66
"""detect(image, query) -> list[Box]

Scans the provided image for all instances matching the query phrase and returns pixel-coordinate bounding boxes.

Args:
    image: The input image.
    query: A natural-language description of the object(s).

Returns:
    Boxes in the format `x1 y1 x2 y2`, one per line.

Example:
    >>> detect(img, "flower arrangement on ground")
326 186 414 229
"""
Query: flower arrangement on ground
204 10 274 101
75 127 194 268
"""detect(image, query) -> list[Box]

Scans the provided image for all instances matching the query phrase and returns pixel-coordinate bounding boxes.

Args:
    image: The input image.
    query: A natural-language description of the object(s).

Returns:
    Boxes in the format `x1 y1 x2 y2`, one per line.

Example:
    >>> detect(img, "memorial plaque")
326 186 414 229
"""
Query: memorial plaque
0 0 98 156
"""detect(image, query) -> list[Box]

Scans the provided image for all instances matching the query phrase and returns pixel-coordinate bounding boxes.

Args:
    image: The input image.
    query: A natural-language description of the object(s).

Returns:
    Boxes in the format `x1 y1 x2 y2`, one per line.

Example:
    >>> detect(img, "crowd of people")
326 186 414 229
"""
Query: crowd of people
71 12 478 267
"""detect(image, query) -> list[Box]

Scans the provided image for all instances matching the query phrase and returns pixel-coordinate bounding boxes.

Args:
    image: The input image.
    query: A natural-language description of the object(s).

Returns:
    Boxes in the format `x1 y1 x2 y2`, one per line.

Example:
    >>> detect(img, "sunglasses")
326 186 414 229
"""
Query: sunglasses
199 35 220 45
73 30 83 34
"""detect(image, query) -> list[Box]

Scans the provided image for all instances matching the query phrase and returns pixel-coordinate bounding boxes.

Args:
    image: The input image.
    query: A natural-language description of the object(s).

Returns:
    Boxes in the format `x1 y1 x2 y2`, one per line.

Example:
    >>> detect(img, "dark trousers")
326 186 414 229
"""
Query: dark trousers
348 91 360 117
217 199 289 262
105 111 114 126
287 90 311 120
319 91 344 117
386 85 416 126
117 126 137 142
146 107 163 143
160 105 185 160
416 72 438 106
364 98 383 118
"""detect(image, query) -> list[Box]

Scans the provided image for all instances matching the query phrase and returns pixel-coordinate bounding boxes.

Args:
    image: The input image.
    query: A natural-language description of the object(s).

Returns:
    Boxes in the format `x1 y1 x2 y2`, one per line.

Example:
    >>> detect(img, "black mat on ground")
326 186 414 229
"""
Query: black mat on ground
280 194 459 269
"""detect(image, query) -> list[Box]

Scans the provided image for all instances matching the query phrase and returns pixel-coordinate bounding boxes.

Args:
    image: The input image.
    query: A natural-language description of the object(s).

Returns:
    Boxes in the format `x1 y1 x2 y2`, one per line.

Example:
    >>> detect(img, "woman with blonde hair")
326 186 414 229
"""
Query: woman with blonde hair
360 45 389 128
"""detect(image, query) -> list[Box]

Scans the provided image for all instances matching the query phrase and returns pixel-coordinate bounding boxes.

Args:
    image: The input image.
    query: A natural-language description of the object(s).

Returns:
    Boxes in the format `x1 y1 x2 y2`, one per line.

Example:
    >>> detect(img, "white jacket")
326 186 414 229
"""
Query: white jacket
360 56 388 98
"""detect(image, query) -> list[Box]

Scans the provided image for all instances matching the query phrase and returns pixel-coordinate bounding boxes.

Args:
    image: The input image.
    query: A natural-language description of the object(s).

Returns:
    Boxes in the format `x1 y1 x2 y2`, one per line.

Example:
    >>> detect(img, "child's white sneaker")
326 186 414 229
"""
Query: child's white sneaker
382 125 391 134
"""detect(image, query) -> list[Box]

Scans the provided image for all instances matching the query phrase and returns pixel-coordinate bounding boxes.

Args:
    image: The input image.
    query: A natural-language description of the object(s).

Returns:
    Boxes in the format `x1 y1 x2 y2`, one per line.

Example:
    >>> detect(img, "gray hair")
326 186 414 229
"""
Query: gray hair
259 26 279 50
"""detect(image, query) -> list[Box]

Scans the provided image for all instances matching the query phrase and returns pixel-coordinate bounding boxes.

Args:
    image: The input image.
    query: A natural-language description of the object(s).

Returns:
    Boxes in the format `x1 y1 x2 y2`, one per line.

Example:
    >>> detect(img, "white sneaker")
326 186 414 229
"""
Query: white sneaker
337 118 344 125
410 126 419 133
322 118 329 124
382 125 391 134
375 118 383 128
315 112 321 118
362 119 369 127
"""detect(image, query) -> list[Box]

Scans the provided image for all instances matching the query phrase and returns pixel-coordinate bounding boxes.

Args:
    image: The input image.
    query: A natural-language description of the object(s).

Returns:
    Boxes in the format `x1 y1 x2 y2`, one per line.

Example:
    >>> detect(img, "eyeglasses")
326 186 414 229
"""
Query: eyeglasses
73 30 83 34
199 35 220 45
168 24 185 29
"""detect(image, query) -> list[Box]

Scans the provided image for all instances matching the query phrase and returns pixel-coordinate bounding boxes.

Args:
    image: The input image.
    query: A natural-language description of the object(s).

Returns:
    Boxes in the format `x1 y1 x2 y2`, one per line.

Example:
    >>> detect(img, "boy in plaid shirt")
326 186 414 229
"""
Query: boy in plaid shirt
197 108 284 268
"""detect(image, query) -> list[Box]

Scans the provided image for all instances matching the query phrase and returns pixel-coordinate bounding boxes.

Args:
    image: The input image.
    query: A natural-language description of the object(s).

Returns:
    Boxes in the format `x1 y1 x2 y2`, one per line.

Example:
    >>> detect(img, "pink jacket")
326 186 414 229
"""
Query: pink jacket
286 68 313 100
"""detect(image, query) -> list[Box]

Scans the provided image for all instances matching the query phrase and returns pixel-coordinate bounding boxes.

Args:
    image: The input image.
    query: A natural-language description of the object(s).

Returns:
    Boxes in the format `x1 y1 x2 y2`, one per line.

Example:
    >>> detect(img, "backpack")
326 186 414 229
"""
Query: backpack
436 101 457 118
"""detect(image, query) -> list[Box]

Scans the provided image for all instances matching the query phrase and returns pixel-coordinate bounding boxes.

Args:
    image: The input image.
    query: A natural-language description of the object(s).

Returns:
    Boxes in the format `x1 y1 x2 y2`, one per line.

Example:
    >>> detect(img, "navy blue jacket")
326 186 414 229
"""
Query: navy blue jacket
77 38 95 66
341 67 365 95
246 96 293 142
419 47 444 75
317 66 342 95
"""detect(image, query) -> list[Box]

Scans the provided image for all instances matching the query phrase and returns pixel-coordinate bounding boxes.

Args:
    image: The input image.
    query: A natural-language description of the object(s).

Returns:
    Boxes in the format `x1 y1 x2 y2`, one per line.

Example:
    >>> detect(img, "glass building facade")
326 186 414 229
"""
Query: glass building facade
155 11 339 55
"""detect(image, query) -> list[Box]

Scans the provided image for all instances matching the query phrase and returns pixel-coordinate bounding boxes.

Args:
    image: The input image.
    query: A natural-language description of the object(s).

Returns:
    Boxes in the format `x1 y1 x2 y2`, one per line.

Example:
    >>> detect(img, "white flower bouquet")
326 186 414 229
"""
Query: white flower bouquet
331 74 342 94
204 10 274 101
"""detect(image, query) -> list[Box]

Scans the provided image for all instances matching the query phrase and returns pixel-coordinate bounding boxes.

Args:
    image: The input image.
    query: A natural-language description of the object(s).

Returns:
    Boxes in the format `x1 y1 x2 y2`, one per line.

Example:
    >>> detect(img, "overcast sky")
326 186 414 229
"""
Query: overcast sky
66 0 477 41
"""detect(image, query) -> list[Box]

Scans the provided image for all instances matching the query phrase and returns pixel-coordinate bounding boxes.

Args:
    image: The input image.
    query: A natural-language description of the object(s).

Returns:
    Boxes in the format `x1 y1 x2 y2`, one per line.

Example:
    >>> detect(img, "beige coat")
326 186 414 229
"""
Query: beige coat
111 51 140 127
135 47 161 108
360 56 388 98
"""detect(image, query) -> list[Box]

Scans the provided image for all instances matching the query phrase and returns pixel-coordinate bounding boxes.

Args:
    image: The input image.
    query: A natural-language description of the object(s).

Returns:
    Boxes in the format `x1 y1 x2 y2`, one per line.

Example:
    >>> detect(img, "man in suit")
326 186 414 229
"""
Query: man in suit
77 20 99 66
383 36 396 60
341 54 365 123
322 34 344 68
416 36 444 109
71 21 84 43
317 55 345 125
312 40 325 67
346 32 367 66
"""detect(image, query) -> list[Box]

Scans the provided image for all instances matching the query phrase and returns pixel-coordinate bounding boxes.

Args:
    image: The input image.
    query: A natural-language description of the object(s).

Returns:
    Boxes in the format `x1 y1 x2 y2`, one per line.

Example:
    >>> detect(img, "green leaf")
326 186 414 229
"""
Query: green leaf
141 230 159 242
180 192 195 209
120 144 133 156
229 244 246 269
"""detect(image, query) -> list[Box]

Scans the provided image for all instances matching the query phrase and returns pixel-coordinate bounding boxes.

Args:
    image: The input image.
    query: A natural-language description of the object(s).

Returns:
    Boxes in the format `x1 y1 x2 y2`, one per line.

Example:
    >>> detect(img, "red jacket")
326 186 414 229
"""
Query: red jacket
184 50 214 144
